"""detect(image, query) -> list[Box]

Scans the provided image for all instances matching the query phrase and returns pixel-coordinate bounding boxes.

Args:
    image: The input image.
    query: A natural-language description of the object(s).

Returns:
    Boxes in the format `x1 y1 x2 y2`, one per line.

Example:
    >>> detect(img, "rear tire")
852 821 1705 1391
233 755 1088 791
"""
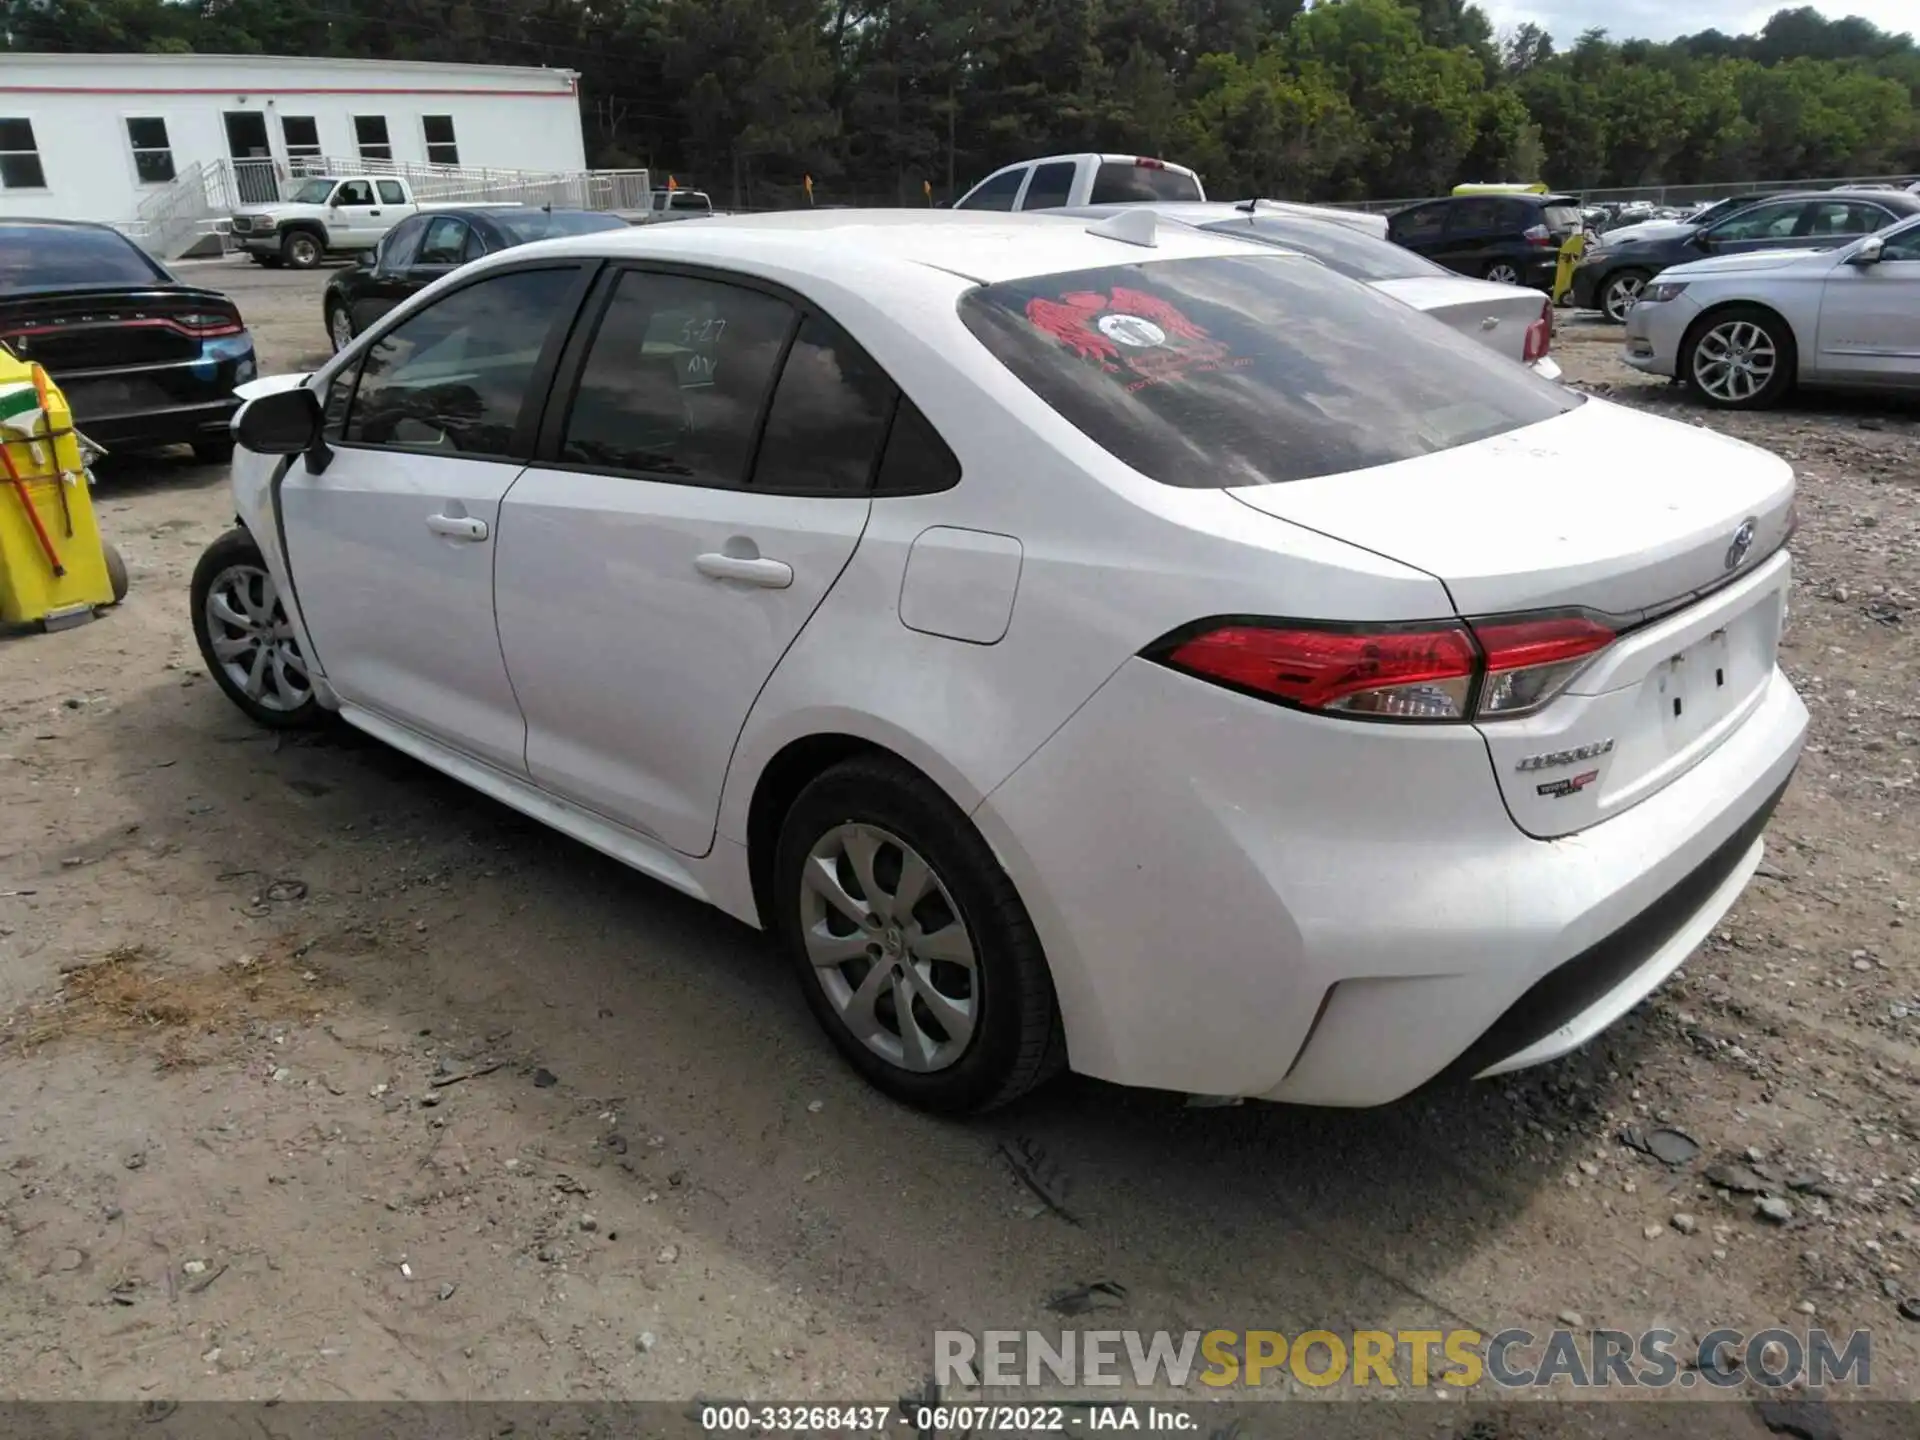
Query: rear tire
190 528 324 730
772 755 1063 1114
1483 260 1522 286
326 302 355 354
1681 305 1795 411
281 231 323 270
103 542 128 605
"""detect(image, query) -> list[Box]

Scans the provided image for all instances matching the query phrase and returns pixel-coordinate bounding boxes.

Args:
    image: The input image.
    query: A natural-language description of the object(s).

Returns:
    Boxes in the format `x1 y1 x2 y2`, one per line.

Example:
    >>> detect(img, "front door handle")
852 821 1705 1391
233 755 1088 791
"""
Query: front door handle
427 513 489 542
695 552 792 588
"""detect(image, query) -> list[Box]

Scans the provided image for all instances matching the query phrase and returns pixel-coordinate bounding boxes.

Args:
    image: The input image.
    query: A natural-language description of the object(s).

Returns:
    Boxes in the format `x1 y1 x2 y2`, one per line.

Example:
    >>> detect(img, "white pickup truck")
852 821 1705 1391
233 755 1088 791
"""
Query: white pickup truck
230 176 517 270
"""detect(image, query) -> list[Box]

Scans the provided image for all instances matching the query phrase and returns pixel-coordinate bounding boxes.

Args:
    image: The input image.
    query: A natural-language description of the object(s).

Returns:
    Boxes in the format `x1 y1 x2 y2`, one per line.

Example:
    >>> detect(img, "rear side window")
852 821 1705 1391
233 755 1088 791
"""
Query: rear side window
1390 204 1445 242
1089 162 1201 204
1708 202 1805 241
875 398 960 494
957 168 1025 212
1020 161 1078 211
750 314 896 494
1444 199 1501 234
0 224 168 291
559 270 795 483
958 256 1579 489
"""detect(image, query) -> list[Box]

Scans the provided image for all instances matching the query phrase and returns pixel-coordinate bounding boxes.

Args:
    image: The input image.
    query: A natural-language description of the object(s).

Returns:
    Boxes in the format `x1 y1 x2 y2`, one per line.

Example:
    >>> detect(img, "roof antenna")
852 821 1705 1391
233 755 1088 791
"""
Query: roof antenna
1085 209 1158 249
1235 198 1270 215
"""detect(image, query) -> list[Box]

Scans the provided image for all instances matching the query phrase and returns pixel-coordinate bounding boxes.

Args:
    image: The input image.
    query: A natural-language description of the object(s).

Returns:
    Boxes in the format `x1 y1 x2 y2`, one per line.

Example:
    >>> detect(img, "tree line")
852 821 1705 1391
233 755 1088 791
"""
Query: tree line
4 0 1917 207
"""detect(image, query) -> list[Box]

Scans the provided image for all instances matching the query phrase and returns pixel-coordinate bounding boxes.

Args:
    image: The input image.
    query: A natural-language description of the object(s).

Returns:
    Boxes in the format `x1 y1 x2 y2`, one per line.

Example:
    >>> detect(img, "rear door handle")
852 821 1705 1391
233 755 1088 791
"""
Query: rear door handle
427 513 488 542
695 553 792 588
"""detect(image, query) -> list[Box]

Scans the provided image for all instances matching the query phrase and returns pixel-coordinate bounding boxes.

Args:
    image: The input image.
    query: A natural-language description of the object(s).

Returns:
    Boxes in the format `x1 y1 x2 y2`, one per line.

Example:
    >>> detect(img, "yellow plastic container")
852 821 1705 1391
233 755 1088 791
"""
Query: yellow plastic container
0 346 115 628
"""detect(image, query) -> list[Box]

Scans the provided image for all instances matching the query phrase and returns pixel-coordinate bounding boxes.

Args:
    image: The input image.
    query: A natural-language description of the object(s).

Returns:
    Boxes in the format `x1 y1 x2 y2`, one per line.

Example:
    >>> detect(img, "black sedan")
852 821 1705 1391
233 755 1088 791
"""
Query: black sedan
0 219 255 460
323 207 630 351
1574 189 1920 322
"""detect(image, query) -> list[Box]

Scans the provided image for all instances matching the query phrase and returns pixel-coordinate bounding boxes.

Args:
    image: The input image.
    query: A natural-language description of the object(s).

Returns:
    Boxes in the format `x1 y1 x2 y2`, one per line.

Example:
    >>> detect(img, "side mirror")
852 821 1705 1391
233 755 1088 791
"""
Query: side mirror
1848 236 1885 267
234 386 323 456
356 250 375 269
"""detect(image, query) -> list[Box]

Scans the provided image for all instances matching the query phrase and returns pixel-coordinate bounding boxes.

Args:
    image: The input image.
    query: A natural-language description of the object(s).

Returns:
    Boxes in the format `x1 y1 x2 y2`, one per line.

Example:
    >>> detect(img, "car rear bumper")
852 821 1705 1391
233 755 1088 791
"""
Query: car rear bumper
973 656 1807 1104
55 345 254 452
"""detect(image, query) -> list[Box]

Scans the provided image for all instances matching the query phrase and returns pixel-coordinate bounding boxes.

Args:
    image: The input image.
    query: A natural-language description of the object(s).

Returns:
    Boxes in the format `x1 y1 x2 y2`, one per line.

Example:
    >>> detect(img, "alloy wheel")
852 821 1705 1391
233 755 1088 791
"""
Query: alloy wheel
328 306 354 353
1485 263 1521 285
1603 273 1645 322
1691 320 1777 405
202 563 312 713
798 822 978 1073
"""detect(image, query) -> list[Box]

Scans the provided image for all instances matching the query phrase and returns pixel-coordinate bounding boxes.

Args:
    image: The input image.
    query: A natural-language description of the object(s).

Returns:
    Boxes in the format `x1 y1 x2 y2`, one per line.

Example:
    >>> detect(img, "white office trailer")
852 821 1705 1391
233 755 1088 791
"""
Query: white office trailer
0 52 596 238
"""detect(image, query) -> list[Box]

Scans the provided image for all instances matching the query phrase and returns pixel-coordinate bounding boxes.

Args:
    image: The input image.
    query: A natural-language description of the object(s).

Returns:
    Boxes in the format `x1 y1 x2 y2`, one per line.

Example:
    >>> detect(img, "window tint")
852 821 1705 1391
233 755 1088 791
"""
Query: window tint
751 315 897 494
0 118 45 190
1216 218 1448 281
1801 201 1889 237
423 115 459 167
335 180 375 206
0 223 165 291
462 227 489 263
1020 162 1077 211
559 270 795 483
376 179 406 206
343 267 577 457
493 210 630 244
126 117 175 185
875 398 960 495
1708 202 1804 241
1090 162 1201 204
957 168 1024 211
1444 198 1501 234
1390 204 1445 242
416 217 469 266
377 215 426 272
958 255 1580 489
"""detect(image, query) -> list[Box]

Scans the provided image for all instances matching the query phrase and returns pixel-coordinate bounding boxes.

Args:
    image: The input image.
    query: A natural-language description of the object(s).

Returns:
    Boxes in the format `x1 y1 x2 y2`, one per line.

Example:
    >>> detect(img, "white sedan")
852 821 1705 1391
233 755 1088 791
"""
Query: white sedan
1624 213 1920 408
193 209 1807 1114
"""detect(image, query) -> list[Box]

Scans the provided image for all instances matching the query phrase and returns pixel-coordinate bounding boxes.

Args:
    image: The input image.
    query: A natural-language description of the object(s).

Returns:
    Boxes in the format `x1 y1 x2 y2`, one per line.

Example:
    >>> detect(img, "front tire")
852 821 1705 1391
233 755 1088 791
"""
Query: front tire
1600 268 1650 324
281 231 323 270
326 302 355 354
1682 305 1795 410
190 528 323 729
772 755 1062 1114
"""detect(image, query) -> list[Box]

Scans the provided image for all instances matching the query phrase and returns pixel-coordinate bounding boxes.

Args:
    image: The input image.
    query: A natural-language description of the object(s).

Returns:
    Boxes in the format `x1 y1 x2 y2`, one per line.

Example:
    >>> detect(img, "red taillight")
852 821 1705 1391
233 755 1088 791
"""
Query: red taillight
1153 613 1615 723
1523 223 1554 247
1134 157 1168 170
169 309 245 338
1523 299 1552 363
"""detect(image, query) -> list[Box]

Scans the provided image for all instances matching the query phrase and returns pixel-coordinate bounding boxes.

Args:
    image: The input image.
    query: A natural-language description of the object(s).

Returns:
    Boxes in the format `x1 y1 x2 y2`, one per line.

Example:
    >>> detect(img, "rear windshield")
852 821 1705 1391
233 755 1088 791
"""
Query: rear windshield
1543 203 1583 232
1209 218 1448 281
0 224 167 293
957 255 1579 488
1089 162 1202 205
494 210 630 244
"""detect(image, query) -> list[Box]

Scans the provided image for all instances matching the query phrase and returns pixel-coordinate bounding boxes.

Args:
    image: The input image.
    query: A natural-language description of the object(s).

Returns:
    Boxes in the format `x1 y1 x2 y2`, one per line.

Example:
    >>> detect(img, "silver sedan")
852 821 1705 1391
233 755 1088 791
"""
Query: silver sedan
1624 213 1920 409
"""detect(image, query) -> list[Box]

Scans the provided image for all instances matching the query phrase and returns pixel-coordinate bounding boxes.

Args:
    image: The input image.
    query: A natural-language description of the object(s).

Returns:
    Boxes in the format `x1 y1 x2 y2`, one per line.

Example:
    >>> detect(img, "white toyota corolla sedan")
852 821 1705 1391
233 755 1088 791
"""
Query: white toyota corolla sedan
194 210 1807 1114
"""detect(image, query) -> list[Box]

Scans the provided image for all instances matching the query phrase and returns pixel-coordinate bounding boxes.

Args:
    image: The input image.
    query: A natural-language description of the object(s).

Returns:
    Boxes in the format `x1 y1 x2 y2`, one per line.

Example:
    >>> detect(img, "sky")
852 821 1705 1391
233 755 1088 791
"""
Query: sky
1478 1 1918 45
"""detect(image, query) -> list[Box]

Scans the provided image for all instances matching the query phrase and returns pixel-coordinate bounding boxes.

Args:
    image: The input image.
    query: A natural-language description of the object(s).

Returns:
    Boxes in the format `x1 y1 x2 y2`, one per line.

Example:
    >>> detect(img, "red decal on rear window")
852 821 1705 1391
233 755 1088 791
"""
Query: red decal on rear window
1022 287 1230 388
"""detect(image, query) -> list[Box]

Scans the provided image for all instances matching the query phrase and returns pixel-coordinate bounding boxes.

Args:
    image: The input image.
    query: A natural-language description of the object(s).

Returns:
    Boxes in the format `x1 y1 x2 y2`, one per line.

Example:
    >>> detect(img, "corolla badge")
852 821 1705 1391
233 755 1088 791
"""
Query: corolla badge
1725 517 1757 571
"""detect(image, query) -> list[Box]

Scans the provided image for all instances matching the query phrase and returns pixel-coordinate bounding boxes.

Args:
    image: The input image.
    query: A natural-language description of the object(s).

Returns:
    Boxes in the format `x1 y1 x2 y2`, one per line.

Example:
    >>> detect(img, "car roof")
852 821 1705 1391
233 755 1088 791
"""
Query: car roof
506 208 1275 286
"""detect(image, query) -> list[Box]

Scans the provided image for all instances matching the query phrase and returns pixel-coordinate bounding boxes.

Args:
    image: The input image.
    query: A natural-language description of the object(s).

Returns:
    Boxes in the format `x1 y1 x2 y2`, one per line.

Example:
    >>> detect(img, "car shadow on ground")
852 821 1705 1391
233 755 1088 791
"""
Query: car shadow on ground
93 663 1675 1341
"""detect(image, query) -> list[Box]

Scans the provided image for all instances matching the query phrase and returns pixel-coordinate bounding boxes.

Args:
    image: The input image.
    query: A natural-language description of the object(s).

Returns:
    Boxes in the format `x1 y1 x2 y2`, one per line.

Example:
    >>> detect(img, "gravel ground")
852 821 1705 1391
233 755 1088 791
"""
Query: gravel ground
0 268 1914 1426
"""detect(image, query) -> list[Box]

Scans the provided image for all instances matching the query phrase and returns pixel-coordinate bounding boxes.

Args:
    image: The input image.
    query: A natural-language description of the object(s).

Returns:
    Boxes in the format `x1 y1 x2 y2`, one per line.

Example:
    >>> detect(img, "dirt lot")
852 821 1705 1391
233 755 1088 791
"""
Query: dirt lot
0 264 1915 1423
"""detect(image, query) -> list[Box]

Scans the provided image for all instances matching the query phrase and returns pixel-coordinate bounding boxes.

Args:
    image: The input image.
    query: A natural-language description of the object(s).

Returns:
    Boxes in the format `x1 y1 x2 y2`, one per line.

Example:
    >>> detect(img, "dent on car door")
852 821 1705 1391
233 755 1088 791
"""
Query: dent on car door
281 263 591 771
492 267 894 855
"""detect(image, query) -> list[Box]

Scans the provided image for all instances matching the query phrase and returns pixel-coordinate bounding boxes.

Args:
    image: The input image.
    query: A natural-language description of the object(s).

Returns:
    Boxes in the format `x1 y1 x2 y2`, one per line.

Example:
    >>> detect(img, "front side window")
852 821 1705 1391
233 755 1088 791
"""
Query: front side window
377 215 426 273
126 117 175 185
1708 202 1804 242
956 168 1025 212
289 178 334 204
750 314 897 494
559 270 795 483
959 255 1580 489
334 180 375 207
342 267 579 457
354 116 391 163
416 216 470 266
1089 161 1200 204
423 115 459 166
0 118 45 190
1880 222 1920 261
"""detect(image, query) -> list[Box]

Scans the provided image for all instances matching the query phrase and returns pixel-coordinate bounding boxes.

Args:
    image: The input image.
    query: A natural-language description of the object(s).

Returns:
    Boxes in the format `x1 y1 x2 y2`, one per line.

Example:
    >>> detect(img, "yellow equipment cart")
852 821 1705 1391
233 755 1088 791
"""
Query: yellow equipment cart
0 346 125 630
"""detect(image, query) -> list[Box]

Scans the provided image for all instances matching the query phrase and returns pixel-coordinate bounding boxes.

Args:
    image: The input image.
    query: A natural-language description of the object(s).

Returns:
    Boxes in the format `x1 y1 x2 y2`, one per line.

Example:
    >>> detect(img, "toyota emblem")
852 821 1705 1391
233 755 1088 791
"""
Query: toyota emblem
1724 517 1757 571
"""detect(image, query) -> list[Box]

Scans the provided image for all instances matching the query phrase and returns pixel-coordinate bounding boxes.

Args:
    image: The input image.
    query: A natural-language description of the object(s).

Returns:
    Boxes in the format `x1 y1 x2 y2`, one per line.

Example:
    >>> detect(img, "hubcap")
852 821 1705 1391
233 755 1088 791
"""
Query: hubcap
291 238 316 265
1693 320 1777 403
1605 275 1644 320
204 563 312 713
1488 265 1519 285
799 822 978 1073
329 308 353 351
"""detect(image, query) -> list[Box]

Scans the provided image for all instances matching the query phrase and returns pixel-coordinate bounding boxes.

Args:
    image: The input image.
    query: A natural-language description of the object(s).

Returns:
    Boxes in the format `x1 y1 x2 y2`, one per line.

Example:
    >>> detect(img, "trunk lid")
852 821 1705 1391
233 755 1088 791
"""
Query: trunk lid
1227 397 1796 839
1371 276 1547 365
0 286 236 372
